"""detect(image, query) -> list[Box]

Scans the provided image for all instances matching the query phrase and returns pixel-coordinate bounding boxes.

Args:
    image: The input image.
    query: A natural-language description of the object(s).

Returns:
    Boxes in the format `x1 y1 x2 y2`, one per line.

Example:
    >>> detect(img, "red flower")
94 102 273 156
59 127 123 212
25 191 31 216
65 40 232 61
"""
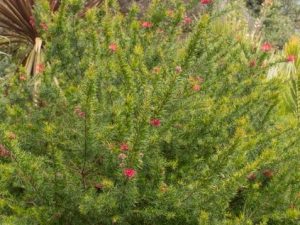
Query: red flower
152 66 161 74
142 21 153 28
261 42 272 52
263 169 273 178
150 118 161 127
94 183 103 191
74 106 86 118
123 168 136 179
118 153 127 160
78 111 86 118
286 55 296 62
175 66 182 74
36 64 45 74
109 43 117 52
249 59 257 67
184 16 193 25
19 75 27 81
29 16 35 27
200 0 213 4
120 143 129 151
246 172 256 181
192 84 201 92
0 144 11 158
40 22 48 31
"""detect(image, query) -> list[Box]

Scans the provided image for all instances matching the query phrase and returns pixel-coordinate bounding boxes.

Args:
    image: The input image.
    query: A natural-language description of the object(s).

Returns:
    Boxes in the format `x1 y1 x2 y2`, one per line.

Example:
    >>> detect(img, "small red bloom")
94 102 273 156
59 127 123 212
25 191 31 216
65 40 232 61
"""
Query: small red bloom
184 16 193 25
78 111 86 118
94 183 103 191
36 64 45 73
123 168 136 179
152 66 161 74
29 16 35 27
0 144 11 158
200 0 213 4
19 75 27 81
120 143 129 151
263 169 273 178
286 55 296 62
249 59 257 67
192 84 201 92
261 42 272 52
175 66 182 74
118 153 127 160
246 172 256 181
40 22 48 31
150 118 161 127
142 21 153 28
74 106 85 118
109 43 117 52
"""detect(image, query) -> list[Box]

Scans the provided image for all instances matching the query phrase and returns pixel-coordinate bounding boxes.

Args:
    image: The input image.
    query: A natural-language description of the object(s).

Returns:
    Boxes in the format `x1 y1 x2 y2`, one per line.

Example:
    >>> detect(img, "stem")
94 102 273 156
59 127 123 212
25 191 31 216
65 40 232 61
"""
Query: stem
82 113 88 189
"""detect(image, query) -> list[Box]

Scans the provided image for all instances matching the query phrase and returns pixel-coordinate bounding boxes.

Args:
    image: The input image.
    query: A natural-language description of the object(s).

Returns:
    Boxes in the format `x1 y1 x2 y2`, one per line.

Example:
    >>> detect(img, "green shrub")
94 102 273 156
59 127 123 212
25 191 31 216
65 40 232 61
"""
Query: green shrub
0 1 299 224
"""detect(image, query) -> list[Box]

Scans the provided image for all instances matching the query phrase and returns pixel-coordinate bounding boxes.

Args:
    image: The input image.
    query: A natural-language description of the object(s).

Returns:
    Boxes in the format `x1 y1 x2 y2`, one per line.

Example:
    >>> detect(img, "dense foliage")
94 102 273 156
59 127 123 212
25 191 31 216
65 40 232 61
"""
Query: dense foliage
0 0 300 224
246 0 300 47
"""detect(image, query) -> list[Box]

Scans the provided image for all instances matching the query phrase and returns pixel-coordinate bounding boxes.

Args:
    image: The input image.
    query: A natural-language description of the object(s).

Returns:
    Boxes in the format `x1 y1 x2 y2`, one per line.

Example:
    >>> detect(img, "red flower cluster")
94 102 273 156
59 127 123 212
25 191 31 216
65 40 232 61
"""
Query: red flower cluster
120 143 129 151
175 66 182 74
74 107 86 118
184 16 193 25
152 66 161 74
261 42 272 52
40 22 48 31
200 0 213 4
286 55 296 62
19 74 27 81
150 118 161 127
118 153 127 160
142 21 153 28
123 168 136 179
249 59 257 68
192 84 201 92
0 144 11 158
247 172 256 181
263 169 273 178
109 43 117 52
189 76 204 92
36 64 45 74
118 143 129 167
94 183 103 191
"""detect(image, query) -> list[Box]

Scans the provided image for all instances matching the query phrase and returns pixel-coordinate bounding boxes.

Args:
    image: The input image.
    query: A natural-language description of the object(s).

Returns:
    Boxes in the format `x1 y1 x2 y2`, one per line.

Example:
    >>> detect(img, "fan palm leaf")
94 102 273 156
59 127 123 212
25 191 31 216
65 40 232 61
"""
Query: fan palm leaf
0 0 103 102
0 0 103 78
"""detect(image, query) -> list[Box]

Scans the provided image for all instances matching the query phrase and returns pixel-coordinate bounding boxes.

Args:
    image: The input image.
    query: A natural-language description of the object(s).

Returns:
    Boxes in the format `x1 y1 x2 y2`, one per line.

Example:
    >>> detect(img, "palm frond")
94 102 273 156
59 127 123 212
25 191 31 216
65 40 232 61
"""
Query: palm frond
50 0 60 12
0 0 37 44
0 0 103 103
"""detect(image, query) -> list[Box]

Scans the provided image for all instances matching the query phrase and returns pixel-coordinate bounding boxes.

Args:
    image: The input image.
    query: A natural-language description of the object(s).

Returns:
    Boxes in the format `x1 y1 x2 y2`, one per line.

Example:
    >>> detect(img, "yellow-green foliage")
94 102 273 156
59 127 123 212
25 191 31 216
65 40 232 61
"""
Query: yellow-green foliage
0 1 299 225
